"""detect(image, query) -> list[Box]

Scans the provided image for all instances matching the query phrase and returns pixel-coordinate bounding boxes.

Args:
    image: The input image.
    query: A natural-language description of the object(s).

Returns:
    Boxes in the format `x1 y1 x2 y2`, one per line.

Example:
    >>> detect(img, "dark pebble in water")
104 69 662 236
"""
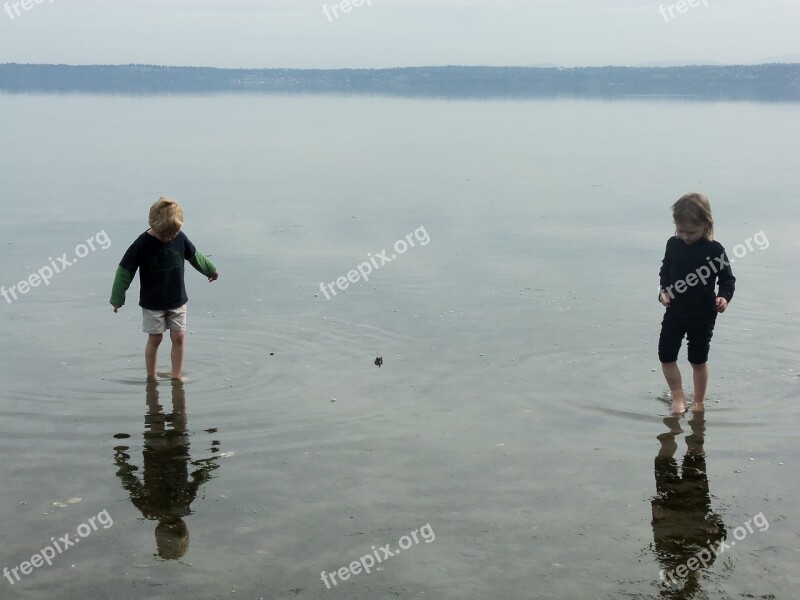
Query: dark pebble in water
374 356 383 367
113 433 130 439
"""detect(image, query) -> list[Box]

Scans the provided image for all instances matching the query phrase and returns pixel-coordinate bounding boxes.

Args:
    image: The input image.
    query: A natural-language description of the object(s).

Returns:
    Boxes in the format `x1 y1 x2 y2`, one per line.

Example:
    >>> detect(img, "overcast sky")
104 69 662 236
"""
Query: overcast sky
1 0 798 68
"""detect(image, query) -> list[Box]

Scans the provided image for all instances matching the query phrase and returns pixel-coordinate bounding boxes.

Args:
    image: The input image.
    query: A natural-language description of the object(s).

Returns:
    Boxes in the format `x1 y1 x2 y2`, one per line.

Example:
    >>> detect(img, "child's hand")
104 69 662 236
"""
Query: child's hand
208 272 219 282
112 304 122 313
715 297 728 313
659 292 671 307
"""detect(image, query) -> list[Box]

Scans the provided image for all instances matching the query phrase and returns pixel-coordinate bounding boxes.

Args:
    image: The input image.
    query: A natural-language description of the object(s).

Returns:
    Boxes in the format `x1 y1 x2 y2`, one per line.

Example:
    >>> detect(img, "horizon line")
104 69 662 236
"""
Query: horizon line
2 62 799 70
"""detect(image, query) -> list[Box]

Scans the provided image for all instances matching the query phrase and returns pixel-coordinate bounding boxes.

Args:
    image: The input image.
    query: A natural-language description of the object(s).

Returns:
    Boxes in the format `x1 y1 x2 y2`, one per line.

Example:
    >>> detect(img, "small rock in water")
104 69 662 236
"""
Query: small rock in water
374 356 383 367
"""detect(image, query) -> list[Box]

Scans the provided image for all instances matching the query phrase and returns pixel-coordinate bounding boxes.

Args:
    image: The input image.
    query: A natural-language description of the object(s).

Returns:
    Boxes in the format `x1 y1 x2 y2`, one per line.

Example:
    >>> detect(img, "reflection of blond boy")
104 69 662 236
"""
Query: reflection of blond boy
114 379 220 560
110 197 219 380
155 518 190 559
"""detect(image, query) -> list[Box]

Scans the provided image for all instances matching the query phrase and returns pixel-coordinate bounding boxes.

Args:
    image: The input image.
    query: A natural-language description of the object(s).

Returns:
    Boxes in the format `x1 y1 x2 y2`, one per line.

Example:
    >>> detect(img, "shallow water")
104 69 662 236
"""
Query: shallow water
0 92 798 599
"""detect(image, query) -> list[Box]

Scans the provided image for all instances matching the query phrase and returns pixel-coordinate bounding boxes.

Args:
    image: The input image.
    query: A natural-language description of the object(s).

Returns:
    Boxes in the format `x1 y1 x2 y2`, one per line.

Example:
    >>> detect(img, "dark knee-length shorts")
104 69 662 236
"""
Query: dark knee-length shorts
658 310 717 365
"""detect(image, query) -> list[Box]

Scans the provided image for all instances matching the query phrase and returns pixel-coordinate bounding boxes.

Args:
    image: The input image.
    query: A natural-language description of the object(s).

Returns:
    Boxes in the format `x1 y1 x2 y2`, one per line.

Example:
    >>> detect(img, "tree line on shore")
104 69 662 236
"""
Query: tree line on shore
1 63 797 100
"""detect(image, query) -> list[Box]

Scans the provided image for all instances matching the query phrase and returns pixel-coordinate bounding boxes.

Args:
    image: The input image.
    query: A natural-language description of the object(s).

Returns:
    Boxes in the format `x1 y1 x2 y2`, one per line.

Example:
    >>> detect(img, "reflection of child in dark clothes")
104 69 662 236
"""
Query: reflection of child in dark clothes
651 414 726 596
114 379 220 559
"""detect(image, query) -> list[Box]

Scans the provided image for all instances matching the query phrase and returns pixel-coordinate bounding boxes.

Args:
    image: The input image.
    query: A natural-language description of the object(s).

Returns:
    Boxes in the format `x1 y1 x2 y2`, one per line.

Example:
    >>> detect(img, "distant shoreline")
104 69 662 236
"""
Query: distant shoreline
1 63 798 101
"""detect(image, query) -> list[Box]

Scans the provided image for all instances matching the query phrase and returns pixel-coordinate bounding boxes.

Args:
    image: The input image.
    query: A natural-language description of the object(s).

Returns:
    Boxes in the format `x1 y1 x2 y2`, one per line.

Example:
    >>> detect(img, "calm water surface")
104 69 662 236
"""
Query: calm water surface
0 93 798 599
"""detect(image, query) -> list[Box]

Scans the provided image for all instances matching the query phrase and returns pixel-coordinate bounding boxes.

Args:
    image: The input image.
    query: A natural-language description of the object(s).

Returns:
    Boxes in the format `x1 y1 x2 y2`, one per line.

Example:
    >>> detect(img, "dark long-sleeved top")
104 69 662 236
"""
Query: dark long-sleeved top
659 236 735 319
110 231 217 310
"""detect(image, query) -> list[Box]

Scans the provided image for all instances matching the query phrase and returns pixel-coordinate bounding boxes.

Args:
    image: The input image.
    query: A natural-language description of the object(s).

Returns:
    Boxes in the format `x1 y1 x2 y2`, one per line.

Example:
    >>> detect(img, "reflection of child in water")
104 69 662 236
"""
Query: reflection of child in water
114 379 220 559
651 414 726 597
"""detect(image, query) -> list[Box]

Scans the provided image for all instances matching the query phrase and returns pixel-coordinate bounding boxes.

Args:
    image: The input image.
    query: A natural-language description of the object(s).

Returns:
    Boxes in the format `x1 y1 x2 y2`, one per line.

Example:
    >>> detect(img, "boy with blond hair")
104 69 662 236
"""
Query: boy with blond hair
111 197 219 380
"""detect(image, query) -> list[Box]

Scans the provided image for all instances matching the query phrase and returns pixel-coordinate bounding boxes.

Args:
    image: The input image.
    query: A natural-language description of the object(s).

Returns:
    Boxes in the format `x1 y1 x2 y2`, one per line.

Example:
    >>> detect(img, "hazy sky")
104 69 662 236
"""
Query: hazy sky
1 0 798 68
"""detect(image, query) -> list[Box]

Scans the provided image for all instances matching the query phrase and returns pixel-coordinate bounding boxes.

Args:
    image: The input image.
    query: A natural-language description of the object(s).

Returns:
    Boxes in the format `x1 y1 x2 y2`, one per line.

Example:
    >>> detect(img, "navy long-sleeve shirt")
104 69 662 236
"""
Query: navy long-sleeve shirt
659 236 735 319
110 231 217 310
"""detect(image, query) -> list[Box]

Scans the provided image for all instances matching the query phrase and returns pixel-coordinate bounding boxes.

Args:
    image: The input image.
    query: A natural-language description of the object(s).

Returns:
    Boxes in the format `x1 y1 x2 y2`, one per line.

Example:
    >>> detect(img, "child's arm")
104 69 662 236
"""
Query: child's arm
715 245 735 313
658 239 673 306
188 250 219 282
110 266 135 311
110 240 140 311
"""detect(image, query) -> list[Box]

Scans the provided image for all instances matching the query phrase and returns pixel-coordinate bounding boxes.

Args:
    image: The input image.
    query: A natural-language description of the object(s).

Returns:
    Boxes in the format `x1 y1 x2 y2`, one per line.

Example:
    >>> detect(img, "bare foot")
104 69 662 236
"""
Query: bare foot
670 395 687 415
692 401 705 412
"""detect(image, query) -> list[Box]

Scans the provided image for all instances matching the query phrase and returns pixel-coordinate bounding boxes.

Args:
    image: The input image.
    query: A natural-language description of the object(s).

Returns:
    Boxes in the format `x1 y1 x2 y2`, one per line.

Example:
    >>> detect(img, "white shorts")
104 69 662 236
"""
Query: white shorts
142 304 187 334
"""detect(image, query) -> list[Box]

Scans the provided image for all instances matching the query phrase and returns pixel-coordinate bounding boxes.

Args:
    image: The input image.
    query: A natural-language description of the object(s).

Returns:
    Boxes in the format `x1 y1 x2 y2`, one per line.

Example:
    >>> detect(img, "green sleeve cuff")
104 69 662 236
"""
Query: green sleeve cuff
110 266 134 306
189 250 217 278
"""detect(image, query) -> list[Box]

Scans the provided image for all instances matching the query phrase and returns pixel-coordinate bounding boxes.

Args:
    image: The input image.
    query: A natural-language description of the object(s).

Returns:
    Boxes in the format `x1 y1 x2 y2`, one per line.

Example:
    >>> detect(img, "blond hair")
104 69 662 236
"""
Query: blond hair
149 197 183 238
672 192 714 241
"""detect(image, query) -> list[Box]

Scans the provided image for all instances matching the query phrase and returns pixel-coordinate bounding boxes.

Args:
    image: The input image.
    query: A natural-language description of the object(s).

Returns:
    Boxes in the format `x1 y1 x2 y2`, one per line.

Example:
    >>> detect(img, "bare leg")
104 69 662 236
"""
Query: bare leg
661 361 686 414
691 362 708 410
145 333 163 379
170 330 185 380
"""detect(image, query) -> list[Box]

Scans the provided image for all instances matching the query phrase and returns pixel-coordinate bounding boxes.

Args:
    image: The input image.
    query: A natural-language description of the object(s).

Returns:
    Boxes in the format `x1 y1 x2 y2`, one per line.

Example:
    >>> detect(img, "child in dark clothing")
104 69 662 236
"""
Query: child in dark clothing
658 193 735 414
111 197 219 380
